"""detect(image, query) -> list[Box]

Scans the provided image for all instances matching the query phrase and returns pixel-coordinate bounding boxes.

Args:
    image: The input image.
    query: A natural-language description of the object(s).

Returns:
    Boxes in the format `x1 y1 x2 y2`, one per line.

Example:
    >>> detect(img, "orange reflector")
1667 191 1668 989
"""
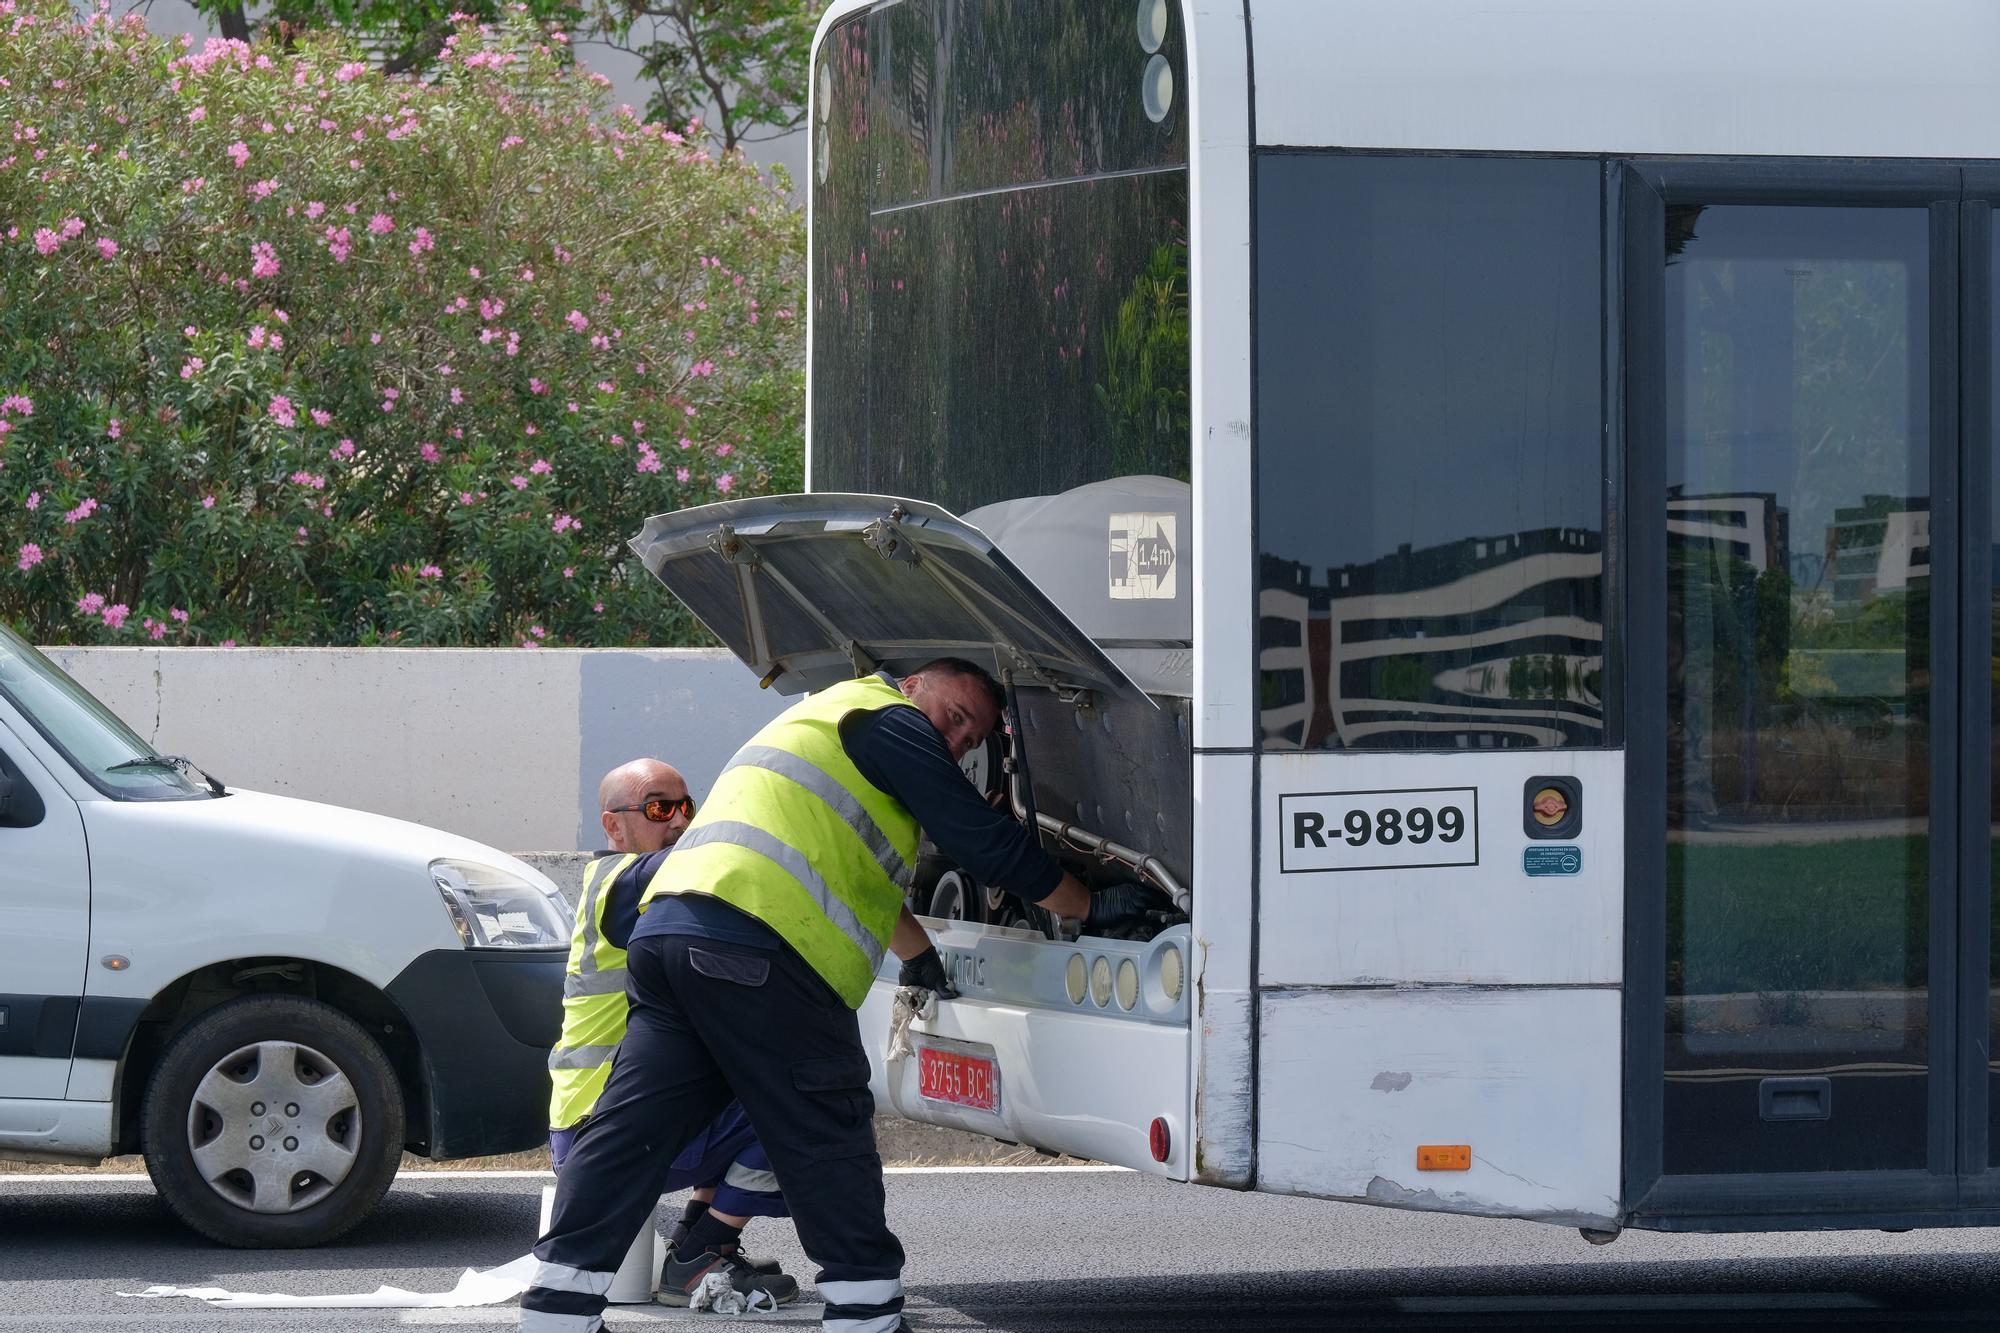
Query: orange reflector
1417 1144 1471 1171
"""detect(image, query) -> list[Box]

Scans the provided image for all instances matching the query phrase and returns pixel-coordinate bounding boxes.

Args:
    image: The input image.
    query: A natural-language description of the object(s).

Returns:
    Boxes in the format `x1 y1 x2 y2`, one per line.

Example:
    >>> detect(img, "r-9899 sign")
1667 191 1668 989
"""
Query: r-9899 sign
1280 788 1480 873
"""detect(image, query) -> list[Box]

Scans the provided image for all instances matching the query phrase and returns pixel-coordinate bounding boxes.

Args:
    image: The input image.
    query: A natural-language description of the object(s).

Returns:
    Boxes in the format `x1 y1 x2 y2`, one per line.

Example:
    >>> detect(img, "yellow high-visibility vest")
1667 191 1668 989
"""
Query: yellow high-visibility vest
639 676 922 1007
547 851 639 1130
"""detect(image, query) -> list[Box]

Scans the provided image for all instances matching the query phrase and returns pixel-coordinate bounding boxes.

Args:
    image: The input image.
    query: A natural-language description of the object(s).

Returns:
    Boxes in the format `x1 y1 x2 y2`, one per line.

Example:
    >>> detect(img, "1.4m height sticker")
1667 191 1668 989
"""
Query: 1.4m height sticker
1109 512 1177 599
1279 787 1480 873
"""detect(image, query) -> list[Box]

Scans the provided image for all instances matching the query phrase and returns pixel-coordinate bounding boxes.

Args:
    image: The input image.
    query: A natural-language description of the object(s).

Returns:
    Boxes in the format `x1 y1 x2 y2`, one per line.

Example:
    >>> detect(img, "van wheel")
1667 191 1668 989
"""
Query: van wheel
142 995 403 1248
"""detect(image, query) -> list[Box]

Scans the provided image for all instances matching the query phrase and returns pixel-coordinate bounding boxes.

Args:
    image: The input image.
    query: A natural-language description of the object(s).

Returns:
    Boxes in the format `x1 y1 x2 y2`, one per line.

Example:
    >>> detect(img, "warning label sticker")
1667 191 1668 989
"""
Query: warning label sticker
1109 513 1177 600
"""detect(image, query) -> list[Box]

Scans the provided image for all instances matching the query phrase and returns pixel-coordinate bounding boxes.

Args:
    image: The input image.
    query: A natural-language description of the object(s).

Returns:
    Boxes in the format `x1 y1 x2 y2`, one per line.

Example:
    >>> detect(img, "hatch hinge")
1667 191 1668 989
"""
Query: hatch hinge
862 513 920 564
710 523 761 567
846 640 880 677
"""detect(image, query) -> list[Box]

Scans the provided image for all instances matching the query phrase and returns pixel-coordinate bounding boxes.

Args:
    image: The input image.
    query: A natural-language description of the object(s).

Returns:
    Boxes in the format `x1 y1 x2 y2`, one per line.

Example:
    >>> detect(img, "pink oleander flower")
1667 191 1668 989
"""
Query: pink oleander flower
565 309 588 333
187 106 206 123
673 465 689 482
226 140 249 169
335 61 367 82
716 474 735 494
305 200 325 219
310 408 331 427
563 566 575 578
16 543 41 571
64 497 98 524
552 513 578 533
267 395 297 428
1 395 31 416
250 240 280 278
408 227 434 256
510 474 528 490
290 470 325 489
95 236 118 259
248 178 277 199
201 494 215 509
331 439 355 460
501 135 523 149
77 592 106 615
418 564 442 579
324 225 352 262
25 492 40 511
368 211 394 235
170 607 189 623
529 458 550 475
60 218 83 241
106 419 121 439
419 442 440 463
101 603 129 630
220 639 237 648
180 356 203 379
32 227 58 255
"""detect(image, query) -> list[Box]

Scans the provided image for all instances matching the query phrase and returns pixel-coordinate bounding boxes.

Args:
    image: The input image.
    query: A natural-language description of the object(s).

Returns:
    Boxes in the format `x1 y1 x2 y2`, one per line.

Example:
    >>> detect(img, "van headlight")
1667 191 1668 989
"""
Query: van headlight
430 859 573 949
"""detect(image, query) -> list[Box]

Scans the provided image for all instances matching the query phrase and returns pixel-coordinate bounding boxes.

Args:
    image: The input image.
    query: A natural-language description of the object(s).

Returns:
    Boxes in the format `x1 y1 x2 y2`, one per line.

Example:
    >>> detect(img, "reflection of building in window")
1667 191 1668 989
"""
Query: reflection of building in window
1667 490 1784 574
1259 527 1603 751
1825 496 1930 607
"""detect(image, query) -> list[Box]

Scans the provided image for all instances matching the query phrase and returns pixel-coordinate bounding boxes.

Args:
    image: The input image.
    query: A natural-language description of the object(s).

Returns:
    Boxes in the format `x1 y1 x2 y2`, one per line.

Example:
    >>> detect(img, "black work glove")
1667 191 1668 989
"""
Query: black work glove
898 945 958 998
1083 883 1174 935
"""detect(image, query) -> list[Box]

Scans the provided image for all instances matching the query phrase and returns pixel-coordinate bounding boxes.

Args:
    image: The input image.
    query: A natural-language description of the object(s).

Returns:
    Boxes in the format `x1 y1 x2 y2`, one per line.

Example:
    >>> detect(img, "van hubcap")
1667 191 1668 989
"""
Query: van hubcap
185 1040 361 1214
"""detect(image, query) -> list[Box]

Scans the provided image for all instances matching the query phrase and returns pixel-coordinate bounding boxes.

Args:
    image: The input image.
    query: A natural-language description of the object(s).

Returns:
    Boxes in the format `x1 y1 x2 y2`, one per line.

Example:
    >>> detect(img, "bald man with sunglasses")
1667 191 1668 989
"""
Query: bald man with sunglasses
548 758 798 1309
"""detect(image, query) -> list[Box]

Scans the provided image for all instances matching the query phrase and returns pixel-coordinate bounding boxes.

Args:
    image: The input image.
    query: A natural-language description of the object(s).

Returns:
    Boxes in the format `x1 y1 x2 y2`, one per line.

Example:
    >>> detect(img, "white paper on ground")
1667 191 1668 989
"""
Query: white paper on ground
119 1252 538 1308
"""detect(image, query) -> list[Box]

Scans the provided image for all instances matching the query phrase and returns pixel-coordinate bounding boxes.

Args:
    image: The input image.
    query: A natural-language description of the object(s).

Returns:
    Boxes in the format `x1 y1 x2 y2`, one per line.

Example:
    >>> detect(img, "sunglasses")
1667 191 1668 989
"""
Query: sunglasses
606 795 696 822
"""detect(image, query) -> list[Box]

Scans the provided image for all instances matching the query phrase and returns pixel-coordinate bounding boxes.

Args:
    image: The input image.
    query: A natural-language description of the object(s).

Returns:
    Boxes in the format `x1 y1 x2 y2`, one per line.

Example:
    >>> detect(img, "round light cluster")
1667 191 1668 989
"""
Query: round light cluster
816 60 833 184
1067 939 1186 1015
1138 0 1174 124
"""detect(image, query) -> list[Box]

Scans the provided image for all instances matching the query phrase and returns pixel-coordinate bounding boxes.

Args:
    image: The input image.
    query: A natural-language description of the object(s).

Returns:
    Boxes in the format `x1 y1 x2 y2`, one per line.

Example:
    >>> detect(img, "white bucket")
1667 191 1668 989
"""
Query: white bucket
538 1184 663 1305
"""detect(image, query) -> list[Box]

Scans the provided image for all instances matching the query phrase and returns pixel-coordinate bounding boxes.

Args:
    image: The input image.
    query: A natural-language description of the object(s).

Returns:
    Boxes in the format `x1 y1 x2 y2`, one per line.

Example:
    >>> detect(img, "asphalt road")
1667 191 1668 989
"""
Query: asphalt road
6 1167 2000 1330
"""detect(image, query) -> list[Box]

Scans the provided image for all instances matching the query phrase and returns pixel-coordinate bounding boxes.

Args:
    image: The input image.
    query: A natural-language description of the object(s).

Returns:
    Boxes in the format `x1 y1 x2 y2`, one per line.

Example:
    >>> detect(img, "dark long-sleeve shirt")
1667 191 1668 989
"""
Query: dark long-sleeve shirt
627 693 1062 949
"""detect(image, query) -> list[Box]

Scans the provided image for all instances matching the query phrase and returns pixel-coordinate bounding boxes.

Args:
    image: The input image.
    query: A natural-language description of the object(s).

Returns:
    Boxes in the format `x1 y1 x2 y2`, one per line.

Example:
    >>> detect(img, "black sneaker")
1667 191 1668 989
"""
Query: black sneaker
655 1243 799 1308
661 1218 782 1276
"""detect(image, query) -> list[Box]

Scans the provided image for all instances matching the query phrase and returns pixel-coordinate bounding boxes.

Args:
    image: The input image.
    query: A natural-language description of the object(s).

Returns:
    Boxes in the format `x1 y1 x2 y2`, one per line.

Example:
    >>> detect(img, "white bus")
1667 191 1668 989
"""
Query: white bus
634 0 2000 1236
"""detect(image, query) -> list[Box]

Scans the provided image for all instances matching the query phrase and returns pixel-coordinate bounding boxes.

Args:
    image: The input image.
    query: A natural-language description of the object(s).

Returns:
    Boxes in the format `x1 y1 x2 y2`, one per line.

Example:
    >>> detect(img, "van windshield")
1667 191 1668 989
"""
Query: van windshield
0 624 211 800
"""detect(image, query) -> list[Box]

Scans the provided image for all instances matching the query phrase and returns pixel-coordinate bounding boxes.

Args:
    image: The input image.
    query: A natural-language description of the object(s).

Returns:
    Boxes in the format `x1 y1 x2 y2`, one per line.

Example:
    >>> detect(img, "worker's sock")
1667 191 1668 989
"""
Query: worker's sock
677 1211 743 1260
677 1199 710 1231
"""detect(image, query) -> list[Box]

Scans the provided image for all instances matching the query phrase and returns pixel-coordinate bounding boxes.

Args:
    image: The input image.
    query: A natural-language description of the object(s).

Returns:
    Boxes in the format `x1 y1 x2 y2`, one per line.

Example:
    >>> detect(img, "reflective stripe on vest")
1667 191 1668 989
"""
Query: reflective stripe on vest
547 852 637 1129
640 676 923 1007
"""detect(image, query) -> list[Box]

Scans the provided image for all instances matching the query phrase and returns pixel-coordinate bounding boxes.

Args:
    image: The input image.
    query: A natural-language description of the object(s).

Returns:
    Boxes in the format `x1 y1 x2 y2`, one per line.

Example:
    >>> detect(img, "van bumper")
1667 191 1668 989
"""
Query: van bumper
386 948 566 1158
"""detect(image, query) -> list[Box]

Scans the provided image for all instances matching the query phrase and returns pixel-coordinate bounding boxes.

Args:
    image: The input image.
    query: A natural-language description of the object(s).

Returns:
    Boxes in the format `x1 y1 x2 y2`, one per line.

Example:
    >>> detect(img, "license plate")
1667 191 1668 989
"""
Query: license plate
916 1044 999 1113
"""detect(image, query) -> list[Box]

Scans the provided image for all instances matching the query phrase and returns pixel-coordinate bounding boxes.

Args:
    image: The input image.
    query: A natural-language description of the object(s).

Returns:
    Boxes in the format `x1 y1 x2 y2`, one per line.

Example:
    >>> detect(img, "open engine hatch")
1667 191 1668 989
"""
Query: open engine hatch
629 493 1152 706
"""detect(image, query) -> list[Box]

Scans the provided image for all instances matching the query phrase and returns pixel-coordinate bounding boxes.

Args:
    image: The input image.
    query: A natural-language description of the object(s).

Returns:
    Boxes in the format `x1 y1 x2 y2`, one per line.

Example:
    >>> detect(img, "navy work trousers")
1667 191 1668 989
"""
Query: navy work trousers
519 934 905 1333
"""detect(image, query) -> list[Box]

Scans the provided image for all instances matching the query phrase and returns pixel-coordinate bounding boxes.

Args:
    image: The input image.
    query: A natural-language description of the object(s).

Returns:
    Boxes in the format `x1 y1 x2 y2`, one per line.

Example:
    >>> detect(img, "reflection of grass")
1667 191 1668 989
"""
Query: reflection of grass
1667 836 1928 995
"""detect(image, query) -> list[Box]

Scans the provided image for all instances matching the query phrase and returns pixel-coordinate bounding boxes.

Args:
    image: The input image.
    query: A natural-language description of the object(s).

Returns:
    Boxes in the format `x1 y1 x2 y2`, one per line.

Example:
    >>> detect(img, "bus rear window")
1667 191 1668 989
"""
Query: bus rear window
1255 154 1606 752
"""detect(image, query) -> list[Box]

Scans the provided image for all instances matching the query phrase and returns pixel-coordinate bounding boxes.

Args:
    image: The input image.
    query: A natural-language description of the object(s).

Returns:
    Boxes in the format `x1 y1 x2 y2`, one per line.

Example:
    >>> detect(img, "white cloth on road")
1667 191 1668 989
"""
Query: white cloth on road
687 1269 779 1315
119 1252 537 1308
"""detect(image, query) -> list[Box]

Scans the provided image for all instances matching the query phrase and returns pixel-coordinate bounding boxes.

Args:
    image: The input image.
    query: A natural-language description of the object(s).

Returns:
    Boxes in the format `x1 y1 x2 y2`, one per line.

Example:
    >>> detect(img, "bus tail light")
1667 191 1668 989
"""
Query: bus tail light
1149 1117 1171 1163
1417 1144 1471 1171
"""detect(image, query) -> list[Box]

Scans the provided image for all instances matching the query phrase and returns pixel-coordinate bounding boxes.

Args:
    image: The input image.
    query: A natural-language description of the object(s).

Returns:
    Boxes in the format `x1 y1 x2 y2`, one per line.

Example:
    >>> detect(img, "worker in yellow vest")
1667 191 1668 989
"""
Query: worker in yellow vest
547 757 795 1308
522 660 1147 1333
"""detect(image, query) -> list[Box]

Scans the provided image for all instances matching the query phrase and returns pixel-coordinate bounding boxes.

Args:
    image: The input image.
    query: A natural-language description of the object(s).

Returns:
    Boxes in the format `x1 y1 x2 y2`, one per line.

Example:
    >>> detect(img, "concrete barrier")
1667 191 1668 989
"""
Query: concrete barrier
43 647 789 854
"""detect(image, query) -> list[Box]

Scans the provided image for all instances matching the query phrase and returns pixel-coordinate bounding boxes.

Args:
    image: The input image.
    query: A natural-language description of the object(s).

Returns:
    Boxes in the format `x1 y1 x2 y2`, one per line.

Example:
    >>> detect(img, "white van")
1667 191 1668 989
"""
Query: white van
0 624 572 1246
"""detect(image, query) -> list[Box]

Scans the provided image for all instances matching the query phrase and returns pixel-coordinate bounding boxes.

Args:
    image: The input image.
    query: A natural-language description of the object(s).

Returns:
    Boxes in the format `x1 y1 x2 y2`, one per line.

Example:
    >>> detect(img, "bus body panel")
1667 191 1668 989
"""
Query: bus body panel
1257 751 1623 987
1191 752 1255 1187
1249 0 2000 158
1258 985 1620 1226
862 952 1193 1179
1188 0 1256 752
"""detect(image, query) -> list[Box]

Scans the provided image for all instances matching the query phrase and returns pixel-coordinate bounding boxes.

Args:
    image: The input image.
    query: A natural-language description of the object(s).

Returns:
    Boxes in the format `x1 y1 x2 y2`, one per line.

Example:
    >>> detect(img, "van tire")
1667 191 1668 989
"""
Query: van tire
141 995 404 1248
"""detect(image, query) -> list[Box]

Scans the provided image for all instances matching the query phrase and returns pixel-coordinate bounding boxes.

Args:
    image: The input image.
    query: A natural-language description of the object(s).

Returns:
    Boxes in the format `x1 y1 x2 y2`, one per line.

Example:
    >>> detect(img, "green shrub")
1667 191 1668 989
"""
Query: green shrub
0 0 802 646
